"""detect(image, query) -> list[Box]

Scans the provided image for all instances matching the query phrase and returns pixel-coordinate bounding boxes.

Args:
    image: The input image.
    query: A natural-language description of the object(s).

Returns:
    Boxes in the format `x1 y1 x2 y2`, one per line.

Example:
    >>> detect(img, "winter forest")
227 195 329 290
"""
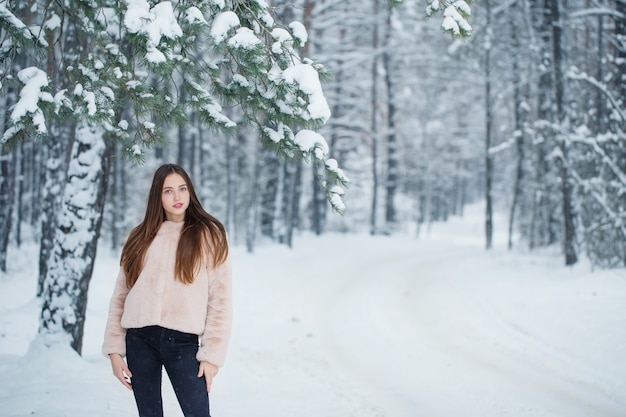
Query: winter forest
1 0 626 414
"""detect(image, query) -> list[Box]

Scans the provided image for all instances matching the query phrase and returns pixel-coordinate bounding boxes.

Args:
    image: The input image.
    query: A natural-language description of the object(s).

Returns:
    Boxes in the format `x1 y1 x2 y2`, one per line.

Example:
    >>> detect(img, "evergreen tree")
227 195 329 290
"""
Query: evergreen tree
1 0 348 353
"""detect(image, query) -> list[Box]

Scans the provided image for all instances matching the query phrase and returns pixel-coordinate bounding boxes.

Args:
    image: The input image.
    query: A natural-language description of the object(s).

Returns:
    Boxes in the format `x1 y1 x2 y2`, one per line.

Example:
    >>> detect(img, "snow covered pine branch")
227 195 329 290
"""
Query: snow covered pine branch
124 0 349 212
426 0 473 38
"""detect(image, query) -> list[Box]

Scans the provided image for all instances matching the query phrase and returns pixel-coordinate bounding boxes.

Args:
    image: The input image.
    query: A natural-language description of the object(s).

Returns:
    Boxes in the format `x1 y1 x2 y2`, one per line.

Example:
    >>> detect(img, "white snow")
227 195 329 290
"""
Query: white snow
271 28 292 53
442 3 472 36
210 11 240 44
1 204 625 417
83 90 97 115
186 6 207 25
227 27 262 50
123 0 182 63
208 0 225 10
326 158 350 183
43 13 61 31
289 21 308 46
8 67 53 135
282 63 332 122
294 129 329 159
263 122 292 143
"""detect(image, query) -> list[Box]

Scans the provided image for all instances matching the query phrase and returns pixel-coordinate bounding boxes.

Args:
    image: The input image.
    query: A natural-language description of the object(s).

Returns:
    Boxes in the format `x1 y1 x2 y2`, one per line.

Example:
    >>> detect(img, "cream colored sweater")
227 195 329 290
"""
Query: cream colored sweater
102 220 232 368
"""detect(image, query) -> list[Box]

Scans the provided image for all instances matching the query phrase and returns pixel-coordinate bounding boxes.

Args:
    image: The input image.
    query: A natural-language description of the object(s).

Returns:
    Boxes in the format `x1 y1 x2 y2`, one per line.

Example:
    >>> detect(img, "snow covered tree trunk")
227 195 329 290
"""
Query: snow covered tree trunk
38 125 72 297
39 122 110 354
549 0 577 266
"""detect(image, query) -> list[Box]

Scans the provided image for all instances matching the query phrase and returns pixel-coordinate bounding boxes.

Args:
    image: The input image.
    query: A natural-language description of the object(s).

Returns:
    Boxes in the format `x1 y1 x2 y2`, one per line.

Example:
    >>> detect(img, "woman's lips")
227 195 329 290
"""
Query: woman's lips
174 203 183 209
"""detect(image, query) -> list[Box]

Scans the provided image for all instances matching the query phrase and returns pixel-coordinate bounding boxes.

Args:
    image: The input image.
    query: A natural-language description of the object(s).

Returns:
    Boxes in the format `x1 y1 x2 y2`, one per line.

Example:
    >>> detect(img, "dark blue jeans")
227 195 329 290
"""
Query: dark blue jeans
126 326 210 417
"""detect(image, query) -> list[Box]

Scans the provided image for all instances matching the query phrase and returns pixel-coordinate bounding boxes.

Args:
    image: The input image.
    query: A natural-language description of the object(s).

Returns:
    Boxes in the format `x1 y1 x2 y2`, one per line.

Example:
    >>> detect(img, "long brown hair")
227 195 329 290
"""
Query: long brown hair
121 164 228 288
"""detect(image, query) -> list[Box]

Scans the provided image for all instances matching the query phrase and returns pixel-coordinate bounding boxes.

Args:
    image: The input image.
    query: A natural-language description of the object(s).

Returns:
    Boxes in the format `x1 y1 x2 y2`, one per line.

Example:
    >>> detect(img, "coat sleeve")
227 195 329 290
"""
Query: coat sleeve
196 254 233 368
102 268 130 358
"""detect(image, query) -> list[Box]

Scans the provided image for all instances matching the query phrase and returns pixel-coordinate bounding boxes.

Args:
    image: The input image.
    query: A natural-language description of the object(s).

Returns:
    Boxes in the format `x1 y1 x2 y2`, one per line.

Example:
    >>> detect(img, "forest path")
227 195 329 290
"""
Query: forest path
322 236 626 417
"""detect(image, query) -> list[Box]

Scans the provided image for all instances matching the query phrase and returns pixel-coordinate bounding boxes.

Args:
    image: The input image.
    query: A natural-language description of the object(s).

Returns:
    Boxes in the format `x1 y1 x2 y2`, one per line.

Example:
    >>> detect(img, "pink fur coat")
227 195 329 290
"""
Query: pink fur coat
102 220 232 367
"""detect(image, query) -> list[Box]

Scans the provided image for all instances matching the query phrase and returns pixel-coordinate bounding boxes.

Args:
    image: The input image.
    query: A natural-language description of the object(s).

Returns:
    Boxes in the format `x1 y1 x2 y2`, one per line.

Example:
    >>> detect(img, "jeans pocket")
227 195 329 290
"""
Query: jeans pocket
167 330 199 346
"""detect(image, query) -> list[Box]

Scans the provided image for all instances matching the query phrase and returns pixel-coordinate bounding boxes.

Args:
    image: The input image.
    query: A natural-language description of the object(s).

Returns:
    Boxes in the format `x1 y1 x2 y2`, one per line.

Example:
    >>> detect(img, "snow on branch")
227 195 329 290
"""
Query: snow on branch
210 10 240 43
569 132 626 188
571 169 626 240
567 69 626 124
123 0 183 63
1 67 53 144
426 0 473 38
0 2 48 48
281 63 331 123
292 130 348 213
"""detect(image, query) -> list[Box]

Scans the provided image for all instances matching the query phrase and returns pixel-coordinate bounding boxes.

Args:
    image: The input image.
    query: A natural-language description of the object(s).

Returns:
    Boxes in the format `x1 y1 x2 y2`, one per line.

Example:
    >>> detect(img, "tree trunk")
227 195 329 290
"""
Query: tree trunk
383 6 398 228
508 11 525 250
13 143 23 247
39 122 111 354
109 140 128 251
246 141 262 253
0 152 14 272
272 159 286 243
29 141 43 226
370 0 380 236
549 0 577 265
284 160 302 248
225 133 236 236
0 81 18 273
529 0 555 250
38 125 72 296
311 161 326 235
615 0 626 101
484 0 494 250
177 81 188 168
260 151 279 238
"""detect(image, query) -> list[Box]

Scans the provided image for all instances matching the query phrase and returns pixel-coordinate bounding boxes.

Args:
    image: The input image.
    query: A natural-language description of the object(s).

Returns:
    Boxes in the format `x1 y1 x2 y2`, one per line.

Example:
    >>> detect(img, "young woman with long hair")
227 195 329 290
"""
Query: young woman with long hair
102 163 232 417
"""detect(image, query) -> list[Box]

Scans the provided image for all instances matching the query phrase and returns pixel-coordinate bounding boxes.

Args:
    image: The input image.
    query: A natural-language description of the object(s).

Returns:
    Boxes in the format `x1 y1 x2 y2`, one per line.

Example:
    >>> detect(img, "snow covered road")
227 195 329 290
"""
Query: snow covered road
319 235 626 417
1 210 625 417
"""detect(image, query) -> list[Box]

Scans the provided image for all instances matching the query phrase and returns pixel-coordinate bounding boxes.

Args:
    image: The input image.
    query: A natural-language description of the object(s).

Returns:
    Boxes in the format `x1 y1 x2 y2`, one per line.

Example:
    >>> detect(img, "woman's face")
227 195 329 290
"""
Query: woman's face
161 173 190 222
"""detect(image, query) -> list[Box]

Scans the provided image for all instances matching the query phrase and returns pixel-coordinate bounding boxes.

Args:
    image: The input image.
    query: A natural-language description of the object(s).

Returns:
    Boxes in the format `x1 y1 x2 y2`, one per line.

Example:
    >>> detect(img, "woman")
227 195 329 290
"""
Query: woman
102 163 232 417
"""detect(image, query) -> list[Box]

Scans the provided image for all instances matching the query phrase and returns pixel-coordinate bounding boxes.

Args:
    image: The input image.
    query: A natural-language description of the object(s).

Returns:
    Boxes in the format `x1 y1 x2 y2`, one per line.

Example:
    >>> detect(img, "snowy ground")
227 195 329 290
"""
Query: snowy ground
1 205 625 417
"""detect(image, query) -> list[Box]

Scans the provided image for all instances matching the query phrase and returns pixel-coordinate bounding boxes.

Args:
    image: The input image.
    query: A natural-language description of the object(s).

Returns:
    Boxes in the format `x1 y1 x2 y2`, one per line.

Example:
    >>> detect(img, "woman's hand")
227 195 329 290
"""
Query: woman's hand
109 353 133 390
197 361 218 392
